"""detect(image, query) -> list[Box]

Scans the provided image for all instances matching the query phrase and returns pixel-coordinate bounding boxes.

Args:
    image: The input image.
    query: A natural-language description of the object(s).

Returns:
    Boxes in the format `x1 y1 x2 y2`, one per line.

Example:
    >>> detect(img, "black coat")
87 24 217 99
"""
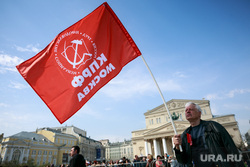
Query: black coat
69 154 86 167
175 120 244 167
163 159 170 167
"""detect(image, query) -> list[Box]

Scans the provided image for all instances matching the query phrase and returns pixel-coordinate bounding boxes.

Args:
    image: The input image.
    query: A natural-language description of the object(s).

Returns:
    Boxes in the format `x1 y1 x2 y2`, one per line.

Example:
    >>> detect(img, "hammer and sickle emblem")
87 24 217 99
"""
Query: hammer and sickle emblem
62 39 92 69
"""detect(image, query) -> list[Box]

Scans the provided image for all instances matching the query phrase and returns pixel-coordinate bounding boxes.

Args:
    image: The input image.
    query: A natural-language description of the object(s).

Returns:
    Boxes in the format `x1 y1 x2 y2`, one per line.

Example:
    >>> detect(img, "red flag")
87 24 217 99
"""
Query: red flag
16 2 141 123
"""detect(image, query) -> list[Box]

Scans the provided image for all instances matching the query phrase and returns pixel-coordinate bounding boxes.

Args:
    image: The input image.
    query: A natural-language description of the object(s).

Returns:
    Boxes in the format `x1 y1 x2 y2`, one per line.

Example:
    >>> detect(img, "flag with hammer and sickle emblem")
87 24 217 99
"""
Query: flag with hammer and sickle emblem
16 2 141 123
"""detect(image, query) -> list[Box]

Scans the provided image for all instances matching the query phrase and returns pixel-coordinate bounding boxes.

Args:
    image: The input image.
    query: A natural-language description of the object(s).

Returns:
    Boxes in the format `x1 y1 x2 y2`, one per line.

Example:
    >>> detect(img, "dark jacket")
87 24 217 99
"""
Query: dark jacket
175 120 244 167
163 158 170 167
69 154 86 167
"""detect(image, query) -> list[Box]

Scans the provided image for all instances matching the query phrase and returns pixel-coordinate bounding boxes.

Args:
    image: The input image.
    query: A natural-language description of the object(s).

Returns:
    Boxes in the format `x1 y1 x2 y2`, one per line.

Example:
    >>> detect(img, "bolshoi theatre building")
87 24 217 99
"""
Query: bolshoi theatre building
131 99 243 158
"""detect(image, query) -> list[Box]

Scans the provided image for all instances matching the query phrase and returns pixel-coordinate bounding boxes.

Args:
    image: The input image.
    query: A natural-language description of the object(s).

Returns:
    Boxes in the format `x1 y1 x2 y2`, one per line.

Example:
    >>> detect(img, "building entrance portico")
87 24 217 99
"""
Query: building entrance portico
132 120 189 158
144 137 173 158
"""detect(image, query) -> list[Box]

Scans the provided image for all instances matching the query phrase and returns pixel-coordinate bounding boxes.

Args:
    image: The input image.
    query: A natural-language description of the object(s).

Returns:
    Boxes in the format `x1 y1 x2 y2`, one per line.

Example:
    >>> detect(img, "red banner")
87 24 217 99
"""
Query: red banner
16 2 141 123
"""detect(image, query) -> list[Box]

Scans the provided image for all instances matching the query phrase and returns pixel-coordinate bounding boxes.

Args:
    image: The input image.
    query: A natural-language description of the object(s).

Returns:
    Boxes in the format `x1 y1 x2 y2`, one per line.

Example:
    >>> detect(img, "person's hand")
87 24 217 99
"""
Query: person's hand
173 134 182 150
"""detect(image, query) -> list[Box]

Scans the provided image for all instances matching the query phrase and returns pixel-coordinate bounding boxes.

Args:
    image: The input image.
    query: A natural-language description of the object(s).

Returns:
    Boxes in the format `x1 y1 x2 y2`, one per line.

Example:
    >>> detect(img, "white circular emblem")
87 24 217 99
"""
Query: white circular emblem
54 31 97 75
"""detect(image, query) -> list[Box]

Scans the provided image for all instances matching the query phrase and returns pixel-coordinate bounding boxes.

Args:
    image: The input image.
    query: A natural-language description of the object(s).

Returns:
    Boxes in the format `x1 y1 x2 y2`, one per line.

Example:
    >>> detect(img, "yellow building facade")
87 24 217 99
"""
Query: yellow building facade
0 126 104 166
0 131 65 166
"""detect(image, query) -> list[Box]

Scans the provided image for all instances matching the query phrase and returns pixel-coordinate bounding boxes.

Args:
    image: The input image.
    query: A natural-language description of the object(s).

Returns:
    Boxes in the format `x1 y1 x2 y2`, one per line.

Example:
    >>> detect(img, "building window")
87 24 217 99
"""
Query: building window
159 118 161 123
43 158 46 165
37 157 41 165
43 151 47 155
203 109 207 115
32 150 36 155
12 149 21 162
38 150 42 155
151 119 154 124
49 151 52 155
48 157 52 163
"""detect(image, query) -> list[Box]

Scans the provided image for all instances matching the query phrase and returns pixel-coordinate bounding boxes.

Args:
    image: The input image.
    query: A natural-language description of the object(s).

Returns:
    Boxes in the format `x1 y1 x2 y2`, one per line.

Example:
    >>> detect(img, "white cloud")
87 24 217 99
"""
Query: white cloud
205 93 223 100
0 110 56 137
93 134 130 143
0 103 8 107
206 89 250 100
226 89 250 98
9 81 27 89
209 104 220 115
100 68 183 100
158 79 183 92
0 67 18 73
173 71 187 78
222 103 250 111
0 53 23 67
0 53 23 73
74 105 103 120
0 112 30 136
15 44 40 53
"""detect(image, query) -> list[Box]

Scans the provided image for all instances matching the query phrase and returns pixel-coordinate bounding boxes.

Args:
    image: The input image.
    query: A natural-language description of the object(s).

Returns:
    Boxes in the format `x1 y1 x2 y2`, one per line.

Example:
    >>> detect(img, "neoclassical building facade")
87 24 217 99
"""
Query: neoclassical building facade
0 126 105 166
131 99 243 158
100 139 133 161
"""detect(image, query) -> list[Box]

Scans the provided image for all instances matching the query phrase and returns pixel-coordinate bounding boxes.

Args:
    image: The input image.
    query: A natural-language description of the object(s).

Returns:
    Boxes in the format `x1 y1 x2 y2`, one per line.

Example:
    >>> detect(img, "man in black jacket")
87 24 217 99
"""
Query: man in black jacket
69 145 86 167
173 102 244 167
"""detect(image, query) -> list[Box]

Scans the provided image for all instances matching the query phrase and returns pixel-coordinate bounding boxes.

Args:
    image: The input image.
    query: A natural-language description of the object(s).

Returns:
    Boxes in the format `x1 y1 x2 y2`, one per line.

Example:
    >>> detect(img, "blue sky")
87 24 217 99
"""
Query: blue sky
0 0 249 142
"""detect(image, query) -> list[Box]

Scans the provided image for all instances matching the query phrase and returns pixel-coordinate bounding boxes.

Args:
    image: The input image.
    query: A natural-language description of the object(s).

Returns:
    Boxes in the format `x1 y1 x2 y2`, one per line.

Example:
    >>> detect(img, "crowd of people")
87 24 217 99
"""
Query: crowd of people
82 154 182 167
63 102 247 167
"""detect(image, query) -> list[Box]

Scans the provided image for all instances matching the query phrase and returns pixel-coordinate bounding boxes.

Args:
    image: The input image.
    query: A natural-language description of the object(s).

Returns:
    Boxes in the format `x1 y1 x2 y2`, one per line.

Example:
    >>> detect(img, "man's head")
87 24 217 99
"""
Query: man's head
70 145 80 157
185 102 202 122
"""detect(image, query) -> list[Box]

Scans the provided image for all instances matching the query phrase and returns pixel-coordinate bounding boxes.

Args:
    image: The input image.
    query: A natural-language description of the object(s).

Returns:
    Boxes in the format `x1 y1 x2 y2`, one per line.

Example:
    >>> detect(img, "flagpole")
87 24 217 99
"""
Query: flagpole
140 55 183 152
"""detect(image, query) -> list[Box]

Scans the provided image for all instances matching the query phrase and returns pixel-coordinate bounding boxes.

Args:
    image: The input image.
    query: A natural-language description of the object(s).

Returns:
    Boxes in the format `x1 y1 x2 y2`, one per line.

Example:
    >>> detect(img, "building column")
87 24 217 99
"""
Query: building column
162 137 168 154
19 148 24 164
2 147 8 161
153 139 158 159
148 141 152 154
24 148 30 163
171 137 176 157
144 140 149 156
8 148 14 161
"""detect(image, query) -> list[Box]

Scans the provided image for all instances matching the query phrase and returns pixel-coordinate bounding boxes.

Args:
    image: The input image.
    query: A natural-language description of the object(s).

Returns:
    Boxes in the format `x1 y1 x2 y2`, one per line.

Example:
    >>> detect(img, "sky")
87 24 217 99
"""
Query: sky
0 0 250 143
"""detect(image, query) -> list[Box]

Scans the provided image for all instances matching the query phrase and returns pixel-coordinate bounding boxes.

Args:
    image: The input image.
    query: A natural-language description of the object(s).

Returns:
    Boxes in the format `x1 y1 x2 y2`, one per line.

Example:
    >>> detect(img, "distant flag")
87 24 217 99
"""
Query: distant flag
16 2 141 123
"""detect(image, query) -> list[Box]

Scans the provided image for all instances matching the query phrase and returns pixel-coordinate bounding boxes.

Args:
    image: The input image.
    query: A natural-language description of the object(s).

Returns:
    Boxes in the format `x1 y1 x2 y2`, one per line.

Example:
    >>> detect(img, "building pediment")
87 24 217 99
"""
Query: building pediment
143 121 190 139
144 99 209 116
2 138 29 146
